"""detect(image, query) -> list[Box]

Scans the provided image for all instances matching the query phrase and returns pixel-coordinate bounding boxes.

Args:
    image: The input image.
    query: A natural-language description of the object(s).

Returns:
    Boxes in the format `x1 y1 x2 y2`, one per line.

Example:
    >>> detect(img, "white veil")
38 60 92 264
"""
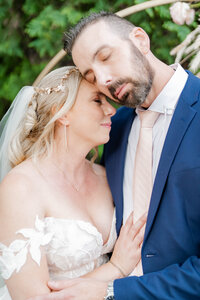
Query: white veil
0 86 35 182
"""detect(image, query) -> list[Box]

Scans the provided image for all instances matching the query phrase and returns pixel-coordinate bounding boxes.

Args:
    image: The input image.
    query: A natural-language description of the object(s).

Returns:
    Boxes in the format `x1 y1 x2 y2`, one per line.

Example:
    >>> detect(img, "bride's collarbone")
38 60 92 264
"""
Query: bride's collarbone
45 171 108 198
45 187 113 236
40 166 113 235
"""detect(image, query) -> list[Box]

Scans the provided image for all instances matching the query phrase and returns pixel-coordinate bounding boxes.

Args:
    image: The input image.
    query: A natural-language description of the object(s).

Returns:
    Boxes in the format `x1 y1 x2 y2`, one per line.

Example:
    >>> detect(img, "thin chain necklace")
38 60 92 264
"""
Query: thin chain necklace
50 160 83 192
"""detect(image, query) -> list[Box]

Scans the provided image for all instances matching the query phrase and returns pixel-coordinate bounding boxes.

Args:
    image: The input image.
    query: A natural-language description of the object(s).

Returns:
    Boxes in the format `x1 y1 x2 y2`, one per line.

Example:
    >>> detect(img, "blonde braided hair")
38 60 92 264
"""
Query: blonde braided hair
9 66 82 166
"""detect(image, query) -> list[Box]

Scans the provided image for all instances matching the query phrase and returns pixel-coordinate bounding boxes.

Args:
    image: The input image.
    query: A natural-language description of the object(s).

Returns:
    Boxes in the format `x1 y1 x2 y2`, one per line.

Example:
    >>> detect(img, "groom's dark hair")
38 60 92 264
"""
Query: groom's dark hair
63 11 135 55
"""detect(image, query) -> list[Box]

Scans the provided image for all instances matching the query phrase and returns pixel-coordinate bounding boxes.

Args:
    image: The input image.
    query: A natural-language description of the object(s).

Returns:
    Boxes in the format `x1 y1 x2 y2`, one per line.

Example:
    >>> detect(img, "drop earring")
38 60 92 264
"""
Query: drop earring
64 125 68 152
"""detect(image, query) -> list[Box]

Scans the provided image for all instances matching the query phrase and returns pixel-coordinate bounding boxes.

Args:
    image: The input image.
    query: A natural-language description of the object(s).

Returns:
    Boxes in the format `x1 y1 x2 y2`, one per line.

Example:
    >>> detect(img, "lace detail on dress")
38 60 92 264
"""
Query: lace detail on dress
45 210 117 279
0 210 117 300
0 216 52 280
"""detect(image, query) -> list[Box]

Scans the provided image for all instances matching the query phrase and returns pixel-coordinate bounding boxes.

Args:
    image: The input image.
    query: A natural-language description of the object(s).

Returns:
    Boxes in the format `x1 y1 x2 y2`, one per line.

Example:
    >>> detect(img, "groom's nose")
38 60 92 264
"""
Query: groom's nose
94 67 112 88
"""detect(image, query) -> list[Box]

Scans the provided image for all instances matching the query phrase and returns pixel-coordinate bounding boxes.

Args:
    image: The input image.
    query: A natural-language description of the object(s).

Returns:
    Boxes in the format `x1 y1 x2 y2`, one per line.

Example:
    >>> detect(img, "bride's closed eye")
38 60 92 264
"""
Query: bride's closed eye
93 98 102 104
101 54 111 62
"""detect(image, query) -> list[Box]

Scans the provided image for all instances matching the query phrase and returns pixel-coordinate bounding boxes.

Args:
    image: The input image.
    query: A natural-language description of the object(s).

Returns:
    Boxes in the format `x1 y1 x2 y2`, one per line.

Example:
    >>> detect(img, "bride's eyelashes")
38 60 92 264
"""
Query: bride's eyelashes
101 54 111 62
93 98 102 104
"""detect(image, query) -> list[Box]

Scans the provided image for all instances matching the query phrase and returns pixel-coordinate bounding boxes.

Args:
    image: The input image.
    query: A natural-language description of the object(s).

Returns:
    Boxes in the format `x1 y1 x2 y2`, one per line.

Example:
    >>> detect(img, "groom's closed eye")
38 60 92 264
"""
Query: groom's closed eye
84 71 96 84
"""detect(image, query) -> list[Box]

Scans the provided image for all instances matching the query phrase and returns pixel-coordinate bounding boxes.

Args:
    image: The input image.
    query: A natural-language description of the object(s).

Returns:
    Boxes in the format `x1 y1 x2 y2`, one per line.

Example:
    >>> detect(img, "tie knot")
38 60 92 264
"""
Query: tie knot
138 110 159 128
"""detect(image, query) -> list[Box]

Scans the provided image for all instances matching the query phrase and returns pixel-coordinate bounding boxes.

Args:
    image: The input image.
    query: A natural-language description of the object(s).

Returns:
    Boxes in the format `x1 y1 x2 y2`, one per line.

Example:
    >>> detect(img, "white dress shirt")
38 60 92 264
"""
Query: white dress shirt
123 64 188 224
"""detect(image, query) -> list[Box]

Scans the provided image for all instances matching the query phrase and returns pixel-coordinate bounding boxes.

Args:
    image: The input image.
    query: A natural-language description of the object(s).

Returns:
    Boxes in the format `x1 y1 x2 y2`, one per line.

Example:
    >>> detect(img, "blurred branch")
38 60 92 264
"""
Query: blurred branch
116 0 199 17
33 49 66 86
170 25 200 73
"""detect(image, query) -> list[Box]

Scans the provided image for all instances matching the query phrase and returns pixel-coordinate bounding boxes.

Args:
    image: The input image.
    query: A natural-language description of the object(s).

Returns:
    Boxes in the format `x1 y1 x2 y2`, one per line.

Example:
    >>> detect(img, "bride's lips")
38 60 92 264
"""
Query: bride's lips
114 84 127 99
100 122 112 128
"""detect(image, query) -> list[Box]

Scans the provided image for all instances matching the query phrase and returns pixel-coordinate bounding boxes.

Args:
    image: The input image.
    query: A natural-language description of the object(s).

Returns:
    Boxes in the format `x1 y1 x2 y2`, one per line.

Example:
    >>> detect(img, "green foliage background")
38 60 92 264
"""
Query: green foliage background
0 0 198 120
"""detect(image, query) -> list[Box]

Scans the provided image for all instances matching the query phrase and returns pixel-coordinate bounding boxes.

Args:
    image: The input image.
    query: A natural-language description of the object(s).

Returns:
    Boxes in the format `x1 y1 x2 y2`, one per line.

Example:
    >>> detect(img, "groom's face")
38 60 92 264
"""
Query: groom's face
72 21 154 108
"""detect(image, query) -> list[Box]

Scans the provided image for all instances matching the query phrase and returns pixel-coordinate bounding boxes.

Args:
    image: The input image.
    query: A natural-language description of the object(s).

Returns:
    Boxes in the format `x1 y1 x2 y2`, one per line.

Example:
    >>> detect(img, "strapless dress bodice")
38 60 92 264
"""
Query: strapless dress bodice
0 211 117 299
44 213 117 279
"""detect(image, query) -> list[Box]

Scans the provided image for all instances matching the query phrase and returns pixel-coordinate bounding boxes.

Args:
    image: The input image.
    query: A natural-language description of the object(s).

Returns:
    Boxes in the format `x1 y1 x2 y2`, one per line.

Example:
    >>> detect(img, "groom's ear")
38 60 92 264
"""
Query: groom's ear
129 27 150 55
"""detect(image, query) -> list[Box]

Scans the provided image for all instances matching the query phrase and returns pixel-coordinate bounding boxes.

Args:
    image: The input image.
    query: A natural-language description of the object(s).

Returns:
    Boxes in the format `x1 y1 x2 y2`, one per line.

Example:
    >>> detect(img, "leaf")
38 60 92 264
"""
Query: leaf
17 228 37 238
29 243 41 266
35 215 44 232
41 233 53 246
1 249 15 264
0 251 16 279
0 263 15 280
0 253 15 268
0 242 7 252
155 5 171 19
146 8 154 18
15 247 28 273
9 240 27 252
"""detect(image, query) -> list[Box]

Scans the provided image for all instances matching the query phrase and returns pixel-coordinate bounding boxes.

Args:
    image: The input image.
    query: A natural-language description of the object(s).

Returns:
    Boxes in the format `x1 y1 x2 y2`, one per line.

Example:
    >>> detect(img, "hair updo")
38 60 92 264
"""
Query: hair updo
9 66 82 167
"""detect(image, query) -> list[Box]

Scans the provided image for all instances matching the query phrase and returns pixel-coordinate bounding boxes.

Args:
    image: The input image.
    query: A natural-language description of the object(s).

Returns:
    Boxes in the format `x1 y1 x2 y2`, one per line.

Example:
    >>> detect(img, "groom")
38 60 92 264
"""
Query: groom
32 11 200 300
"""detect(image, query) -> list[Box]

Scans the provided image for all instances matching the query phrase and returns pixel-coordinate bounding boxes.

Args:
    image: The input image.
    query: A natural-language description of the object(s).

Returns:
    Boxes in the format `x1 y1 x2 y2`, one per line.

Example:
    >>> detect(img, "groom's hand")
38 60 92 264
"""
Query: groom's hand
28 278 108 300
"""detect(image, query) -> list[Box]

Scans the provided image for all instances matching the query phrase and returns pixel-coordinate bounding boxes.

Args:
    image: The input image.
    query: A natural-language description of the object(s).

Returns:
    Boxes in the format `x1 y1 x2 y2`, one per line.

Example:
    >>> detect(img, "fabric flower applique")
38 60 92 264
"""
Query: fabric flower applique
0 216 52 280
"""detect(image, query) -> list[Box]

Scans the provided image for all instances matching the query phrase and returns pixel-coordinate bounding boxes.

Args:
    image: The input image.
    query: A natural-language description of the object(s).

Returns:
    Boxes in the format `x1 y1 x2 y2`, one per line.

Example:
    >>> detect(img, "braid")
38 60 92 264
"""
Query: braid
24 96 38 137
8 95 39 166
8 66 81 167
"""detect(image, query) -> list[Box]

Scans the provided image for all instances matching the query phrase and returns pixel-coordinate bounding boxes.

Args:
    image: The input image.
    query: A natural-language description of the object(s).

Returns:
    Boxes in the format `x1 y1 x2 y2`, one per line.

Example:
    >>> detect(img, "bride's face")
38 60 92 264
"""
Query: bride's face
67 79 116 146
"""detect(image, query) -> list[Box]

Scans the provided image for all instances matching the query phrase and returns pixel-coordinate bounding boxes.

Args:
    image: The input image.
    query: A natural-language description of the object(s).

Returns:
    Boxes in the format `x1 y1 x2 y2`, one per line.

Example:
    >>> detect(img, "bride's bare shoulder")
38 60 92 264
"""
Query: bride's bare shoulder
1 160 33 180
0 160 44 224
0 160 38 201
0 161 45 241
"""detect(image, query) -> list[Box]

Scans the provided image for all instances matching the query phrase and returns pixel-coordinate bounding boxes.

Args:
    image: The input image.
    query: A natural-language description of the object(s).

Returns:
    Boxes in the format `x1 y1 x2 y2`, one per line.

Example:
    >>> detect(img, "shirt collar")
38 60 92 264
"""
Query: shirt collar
136 63 188 116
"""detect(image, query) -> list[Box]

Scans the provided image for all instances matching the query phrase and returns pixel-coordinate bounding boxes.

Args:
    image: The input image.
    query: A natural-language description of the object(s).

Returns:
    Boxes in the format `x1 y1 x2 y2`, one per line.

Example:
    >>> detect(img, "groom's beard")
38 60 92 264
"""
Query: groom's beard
109 43 154 108
109 76 153 108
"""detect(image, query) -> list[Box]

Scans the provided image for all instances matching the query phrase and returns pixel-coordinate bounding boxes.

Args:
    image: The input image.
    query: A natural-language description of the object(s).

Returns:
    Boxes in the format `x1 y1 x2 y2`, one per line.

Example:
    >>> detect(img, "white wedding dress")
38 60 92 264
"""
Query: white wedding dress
0 212 117 299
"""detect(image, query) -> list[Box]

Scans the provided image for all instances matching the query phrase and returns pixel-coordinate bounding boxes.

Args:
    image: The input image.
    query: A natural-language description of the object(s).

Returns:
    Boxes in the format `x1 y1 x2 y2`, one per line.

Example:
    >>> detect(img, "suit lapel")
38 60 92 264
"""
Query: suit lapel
105 108 135 235
144 72 199 240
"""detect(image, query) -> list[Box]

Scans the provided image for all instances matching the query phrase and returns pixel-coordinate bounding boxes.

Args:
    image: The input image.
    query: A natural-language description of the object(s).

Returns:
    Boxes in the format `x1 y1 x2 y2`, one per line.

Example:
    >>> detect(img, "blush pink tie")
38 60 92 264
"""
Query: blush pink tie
131 110 159 276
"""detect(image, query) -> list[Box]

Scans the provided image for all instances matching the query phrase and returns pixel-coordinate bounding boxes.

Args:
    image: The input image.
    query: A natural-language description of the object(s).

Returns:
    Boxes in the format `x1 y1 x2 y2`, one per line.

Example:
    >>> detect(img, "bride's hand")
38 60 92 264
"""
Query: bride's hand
110 212 147 277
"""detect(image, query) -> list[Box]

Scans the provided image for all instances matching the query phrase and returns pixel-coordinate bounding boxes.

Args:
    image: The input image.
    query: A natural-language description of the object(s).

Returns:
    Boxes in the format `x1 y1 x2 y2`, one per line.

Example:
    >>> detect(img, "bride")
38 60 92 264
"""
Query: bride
0 66 146 299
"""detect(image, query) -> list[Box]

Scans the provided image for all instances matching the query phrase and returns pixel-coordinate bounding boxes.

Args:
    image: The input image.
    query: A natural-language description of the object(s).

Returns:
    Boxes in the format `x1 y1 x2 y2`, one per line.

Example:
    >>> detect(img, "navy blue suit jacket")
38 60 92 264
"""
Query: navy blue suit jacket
103 71 200 299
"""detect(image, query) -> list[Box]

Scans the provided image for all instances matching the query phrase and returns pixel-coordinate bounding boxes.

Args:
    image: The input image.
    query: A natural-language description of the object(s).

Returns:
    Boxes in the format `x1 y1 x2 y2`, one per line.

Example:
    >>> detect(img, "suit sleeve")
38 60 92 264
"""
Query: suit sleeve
114 256 200 299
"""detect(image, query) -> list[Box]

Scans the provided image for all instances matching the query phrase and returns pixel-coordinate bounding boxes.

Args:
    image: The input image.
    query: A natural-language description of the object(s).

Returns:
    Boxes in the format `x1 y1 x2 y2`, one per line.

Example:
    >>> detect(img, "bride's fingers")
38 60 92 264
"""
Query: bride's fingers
130 213 147 240
48 278 80 291
133 224 146 247
120 211 134 234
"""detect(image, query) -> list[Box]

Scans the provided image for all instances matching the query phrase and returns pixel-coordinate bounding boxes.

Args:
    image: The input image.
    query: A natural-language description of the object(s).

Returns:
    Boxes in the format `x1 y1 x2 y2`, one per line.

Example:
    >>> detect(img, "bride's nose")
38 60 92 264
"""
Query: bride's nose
103 100 116 117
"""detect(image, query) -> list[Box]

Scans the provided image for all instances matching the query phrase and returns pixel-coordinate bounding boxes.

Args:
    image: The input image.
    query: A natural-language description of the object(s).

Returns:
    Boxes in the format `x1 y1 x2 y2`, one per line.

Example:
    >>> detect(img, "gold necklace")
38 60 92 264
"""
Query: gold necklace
51 161 82 192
